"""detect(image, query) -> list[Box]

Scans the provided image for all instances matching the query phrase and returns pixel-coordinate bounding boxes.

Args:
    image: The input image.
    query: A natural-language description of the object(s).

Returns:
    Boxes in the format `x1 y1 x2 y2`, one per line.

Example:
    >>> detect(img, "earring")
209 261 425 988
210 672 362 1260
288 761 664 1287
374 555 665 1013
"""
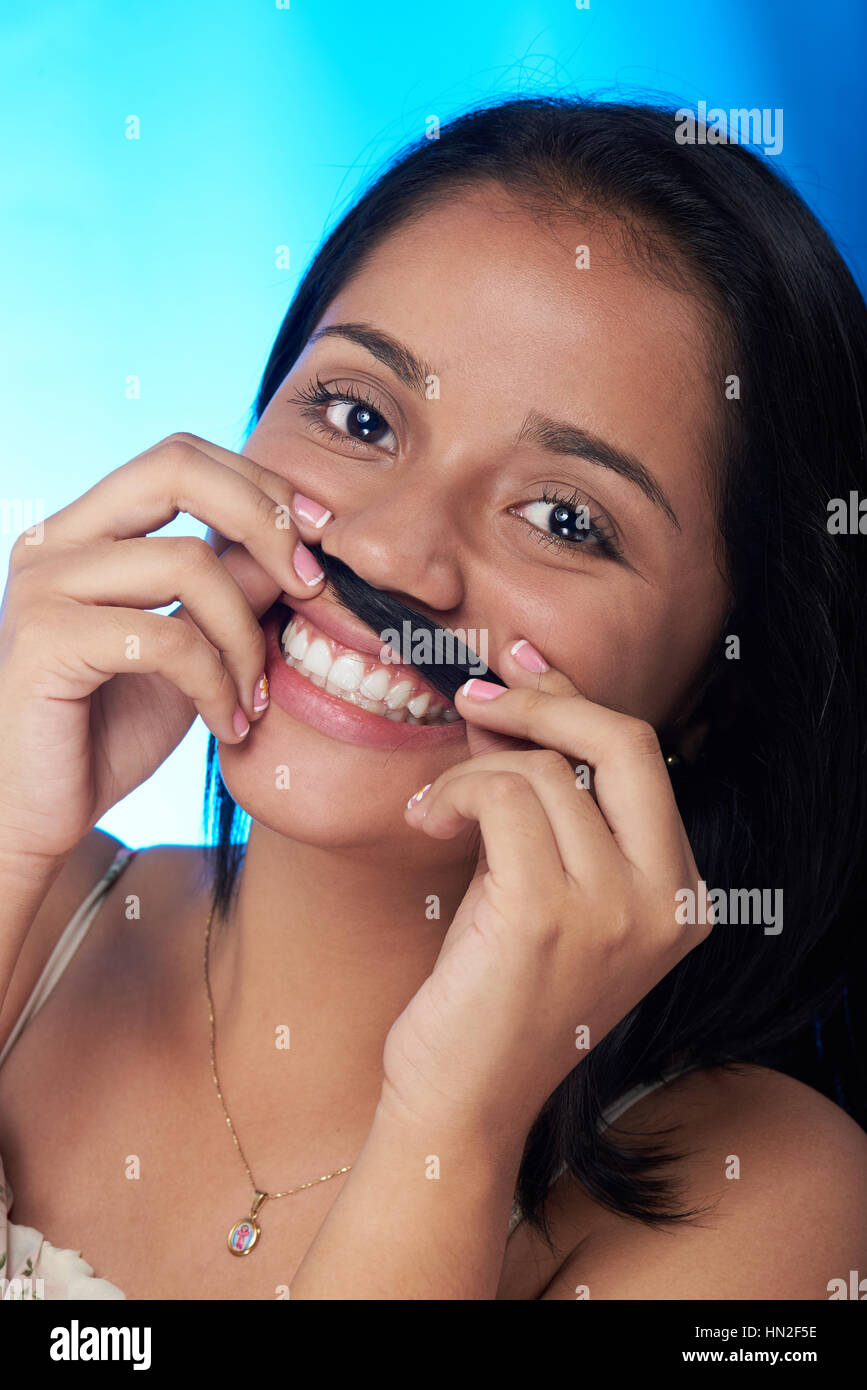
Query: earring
664 753 683 768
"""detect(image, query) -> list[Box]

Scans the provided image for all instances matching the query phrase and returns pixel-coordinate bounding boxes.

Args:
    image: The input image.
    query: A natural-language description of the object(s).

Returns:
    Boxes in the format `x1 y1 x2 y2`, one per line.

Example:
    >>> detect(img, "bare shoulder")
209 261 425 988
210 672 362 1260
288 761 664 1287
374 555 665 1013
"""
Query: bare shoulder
0 834 208 1057
532 1064 867 1300
0 828 124 1055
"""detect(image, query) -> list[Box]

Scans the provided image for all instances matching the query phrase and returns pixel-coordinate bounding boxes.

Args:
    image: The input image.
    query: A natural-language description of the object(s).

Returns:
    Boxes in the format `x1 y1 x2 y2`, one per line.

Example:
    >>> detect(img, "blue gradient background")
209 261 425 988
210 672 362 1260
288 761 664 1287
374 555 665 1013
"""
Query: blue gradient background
1 0 864 847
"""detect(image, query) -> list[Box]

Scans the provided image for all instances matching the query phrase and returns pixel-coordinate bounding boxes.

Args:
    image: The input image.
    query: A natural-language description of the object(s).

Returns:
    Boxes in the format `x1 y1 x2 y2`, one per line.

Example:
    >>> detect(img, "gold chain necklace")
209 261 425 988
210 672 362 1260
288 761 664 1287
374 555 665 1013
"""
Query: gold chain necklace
204 901 353 1256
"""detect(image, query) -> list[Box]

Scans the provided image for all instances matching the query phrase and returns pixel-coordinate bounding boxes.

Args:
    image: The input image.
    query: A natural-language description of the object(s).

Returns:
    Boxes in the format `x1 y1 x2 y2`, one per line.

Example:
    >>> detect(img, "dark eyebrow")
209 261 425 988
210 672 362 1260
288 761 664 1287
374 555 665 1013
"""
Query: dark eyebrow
307 322 433 399
516 408 681 530
307 322 679 530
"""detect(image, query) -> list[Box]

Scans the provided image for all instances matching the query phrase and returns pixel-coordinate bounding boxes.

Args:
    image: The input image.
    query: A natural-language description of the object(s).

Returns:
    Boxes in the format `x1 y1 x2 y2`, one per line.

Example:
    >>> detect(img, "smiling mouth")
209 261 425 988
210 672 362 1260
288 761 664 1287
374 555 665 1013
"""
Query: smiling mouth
273 603 463 727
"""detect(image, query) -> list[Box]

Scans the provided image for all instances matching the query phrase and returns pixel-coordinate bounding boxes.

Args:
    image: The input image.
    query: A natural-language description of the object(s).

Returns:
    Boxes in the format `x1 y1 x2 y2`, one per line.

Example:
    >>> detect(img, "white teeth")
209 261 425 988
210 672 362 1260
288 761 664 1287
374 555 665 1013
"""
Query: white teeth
326 653 366 694
287 623 310 662
279 612 463 726
359 667 390 701
301 637 333 681
357 696 387 716
385 680 414 711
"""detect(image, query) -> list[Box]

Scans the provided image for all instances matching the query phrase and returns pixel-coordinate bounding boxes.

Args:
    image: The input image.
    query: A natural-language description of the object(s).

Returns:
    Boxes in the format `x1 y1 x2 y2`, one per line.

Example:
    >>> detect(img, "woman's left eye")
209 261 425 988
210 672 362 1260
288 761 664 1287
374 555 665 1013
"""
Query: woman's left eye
289 375 398 452
509 488 622 559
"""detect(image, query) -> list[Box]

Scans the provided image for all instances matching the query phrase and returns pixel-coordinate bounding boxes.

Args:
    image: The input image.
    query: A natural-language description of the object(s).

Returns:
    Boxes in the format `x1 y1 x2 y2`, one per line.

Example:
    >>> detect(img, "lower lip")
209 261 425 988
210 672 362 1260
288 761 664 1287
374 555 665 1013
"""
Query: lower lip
262 612 467 750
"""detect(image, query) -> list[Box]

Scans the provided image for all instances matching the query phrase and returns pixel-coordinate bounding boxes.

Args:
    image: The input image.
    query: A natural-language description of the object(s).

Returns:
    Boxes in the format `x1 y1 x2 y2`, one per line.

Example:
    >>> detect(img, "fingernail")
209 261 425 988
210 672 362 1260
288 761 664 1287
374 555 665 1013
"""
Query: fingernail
406 782 432 810
460 679 507 700
509 639 549 673
252 674 270 712
292 493 332 529
232 708 250 738
293 539 325 586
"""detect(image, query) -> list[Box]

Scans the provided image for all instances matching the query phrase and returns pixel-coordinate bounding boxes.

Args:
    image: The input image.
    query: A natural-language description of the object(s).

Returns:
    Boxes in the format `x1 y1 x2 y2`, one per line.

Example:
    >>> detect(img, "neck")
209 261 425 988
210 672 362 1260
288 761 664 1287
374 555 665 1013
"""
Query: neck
205 819 475 1124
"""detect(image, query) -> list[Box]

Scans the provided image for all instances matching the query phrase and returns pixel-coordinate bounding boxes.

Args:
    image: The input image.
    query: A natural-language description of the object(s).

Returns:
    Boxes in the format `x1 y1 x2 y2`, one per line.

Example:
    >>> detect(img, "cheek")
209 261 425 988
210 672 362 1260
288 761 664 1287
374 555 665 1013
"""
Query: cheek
543 592 715 727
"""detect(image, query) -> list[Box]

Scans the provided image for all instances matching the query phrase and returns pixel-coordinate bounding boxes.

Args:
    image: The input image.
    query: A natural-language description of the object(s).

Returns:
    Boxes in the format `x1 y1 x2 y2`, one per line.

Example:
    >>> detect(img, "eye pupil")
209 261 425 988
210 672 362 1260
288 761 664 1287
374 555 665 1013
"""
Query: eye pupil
348 404 385 441
550 502 585 539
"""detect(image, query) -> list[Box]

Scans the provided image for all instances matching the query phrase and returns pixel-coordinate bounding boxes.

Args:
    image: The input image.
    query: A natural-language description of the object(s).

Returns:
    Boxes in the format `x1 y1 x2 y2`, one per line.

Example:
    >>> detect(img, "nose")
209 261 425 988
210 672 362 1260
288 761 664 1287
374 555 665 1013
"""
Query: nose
321 480 465 615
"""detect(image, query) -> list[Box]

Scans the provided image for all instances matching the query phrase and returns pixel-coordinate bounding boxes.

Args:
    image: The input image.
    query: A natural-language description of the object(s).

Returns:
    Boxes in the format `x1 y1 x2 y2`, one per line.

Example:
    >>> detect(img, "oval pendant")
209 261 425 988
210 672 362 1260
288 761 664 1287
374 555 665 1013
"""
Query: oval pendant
227 1218 260 1256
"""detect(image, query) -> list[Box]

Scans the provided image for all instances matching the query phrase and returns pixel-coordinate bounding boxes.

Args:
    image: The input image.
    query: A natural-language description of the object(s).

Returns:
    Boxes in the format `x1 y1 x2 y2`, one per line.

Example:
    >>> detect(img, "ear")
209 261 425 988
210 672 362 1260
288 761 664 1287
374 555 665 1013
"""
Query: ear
661 655 742 766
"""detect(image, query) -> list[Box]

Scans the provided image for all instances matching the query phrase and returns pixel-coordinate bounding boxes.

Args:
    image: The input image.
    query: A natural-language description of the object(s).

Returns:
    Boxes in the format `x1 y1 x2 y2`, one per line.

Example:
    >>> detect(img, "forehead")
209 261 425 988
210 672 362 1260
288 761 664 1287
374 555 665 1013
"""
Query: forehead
325 184 721 519
339 183 716 439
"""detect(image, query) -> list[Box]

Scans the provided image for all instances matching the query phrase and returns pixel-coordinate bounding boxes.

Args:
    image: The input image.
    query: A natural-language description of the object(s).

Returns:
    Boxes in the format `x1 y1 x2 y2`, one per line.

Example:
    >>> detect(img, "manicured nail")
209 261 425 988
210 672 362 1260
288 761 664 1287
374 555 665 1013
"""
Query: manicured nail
509 639 549 673
460 679 507 700
252 674 270 712
292 493 332 529
293 539 325 586
232 708 250 738
406 782 432 809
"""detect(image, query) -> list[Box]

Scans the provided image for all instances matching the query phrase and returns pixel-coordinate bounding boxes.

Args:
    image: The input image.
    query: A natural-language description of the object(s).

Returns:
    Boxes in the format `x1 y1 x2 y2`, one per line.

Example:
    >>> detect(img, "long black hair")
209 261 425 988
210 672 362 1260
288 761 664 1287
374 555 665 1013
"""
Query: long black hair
204 95 867 1248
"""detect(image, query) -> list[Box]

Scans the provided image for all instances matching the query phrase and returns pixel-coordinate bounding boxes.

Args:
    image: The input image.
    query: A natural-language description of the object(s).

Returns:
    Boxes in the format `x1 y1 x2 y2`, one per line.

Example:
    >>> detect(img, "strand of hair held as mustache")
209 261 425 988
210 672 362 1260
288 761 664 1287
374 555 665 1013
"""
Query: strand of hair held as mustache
305 542 507 704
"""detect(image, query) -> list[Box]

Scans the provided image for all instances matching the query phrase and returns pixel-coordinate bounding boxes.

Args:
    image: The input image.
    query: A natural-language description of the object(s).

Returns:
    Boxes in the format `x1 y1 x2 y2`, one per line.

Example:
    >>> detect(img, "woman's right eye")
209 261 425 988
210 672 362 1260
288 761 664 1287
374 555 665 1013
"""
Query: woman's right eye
323 398 396 448
288 375 399 453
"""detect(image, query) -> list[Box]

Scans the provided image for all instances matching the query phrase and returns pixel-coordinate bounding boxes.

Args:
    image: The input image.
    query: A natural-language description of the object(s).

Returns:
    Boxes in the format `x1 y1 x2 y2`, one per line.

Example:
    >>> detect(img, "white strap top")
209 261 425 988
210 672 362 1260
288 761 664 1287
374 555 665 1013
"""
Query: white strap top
0 843 691 1296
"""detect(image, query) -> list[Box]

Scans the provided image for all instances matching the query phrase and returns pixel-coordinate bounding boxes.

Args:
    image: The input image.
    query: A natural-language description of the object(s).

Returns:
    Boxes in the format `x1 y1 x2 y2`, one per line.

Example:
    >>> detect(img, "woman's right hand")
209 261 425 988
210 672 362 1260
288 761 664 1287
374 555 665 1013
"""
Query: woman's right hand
0 432 324 862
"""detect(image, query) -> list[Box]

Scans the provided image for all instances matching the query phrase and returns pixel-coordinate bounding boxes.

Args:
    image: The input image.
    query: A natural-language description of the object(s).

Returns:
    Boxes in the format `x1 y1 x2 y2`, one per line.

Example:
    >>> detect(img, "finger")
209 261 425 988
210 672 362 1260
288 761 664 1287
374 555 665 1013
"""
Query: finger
59 603 251 743
39 433 326 600
463 636 587 763
204 482 334 556
406 747 618 886
406 767 567 896
53 538 268 721
454 641 683 876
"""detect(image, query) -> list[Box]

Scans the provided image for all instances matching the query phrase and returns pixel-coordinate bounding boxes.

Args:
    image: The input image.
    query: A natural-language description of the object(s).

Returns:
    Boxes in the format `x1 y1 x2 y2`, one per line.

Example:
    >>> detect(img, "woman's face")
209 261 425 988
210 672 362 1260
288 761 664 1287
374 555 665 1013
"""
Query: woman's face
219 184 732 855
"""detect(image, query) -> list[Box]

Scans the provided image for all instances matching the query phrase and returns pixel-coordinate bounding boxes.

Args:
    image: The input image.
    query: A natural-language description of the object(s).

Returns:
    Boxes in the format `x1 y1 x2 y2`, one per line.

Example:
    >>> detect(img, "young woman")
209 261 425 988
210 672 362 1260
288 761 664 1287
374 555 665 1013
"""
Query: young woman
1 97 866 1301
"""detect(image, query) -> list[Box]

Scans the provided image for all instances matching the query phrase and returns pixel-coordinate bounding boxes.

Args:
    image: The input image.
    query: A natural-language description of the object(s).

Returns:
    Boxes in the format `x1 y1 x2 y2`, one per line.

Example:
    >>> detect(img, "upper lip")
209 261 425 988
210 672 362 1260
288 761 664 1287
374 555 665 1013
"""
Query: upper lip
279 591 411 661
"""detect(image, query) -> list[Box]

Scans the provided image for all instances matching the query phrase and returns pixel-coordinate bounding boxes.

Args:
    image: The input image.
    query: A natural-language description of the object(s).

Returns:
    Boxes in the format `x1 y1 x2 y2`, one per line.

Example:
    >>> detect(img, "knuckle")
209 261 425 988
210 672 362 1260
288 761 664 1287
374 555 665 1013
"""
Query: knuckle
490 770 531 803
8 532 32 572
154 434 200 476
248 459 292 508
528 748 569 779
522 687 548 718
255 487 286 534
619 717 661 759
6 545 41 595
161 431 202 451
177 535 218 575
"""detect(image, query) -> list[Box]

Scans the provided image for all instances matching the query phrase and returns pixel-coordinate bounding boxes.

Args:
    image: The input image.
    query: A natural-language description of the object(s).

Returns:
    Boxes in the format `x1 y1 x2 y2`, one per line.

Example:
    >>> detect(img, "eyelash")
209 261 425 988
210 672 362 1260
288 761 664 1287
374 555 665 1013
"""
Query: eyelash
288 374 395 452
288 376 623 561
515 486 624 561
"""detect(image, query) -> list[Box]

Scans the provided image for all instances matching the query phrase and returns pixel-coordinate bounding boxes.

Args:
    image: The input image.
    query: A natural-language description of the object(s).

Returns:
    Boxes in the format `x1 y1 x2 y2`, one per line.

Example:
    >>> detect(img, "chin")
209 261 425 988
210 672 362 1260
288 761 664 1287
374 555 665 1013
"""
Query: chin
215 702 463 853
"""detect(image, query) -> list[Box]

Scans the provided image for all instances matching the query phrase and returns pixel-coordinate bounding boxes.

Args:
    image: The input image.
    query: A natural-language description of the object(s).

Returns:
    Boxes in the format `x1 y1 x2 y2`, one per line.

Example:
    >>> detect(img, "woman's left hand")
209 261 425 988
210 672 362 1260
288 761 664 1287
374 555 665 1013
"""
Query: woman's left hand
383 639 713 1153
